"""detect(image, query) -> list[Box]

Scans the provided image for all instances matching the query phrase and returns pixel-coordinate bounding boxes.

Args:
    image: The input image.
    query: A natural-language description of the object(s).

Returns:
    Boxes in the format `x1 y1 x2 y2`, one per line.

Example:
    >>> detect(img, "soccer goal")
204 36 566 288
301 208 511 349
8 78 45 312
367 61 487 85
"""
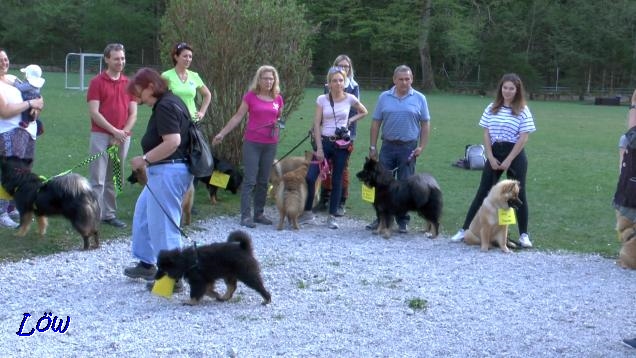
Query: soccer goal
65 53 103 90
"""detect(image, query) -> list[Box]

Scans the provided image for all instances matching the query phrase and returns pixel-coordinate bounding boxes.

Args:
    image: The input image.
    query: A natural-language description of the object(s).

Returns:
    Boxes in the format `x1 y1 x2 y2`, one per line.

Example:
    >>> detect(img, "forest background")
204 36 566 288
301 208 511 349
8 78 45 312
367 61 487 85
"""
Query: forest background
3 0 636 164
2 0 635 93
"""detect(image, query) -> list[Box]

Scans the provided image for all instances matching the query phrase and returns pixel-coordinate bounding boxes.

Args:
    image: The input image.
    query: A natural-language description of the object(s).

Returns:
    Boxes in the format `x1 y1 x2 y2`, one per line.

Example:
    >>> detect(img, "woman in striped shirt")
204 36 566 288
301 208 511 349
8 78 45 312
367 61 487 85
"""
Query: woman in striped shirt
451 73 536 248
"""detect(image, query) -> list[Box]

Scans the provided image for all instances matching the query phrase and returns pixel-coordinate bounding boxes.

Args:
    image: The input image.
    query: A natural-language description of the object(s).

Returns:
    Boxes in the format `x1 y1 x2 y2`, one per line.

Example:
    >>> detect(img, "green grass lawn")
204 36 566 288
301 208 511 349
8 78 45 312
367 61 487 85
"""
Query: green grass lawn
0 72 629 261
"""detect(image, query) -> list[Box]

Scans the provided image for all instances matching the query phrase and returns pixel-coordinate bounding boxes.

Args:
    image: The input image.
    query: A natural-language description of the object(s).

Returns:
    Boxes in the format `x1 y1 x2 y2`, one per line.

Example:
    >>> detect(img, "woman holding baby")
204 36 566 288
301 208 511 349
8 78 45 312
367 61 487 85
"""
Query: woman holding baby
0 48 44 228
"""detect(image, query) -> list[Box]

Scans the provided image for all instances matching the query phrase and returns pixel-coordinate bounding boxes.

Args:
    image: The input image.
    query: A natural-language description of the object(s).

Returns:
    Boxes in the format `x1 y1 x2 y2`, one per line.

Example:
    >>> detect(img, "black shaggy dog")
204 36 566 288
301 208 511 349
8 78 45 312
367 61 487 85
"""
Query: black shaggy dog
356 157 443 239
155 230 271 306
197 155 243 204
0 157 100 249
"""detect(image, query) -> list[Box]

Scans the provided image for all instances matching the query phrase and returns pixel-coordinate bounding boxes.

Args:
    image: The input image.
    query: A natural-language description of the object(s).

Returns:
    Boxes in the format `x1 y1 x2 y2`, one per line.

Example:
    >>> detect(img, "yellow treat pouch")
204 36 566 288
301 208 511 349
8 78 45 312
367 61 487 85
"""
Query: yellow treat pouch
361 184 375 203
151 276 175 298
498 208 517 225
209 171 230 189
0 185 12 200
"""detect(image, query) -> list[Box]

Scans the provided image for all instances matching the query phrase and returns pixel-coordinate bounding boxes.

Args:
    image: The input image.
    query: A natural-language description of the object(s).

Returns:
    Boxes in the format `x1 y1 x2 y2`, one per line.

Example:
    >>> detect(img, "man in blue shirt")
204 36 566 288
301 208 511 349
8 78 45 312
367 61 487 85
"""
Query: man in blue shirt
367 65 431 233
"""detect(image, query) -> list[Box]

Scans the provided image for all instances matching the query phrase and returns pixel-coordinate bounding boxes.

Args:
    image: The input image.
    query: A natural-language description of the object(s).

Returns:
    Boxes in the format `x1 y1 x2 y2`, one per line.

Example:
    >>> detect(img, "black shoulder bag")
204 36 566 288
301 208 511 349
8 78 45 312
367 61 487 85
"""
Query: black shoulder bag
171 102 214 177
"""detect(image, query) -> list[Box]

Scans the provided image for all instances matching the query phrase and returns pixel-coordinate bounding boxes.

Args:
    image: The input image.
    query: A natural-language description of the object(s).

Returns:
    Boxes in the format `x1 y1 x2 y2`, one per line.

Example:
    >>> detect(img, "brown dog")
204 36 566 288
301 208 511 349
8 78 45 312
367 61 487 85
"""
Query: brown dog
155 230 271 306
127 168 194 226
616 211 636 269
276 160 310 230
269 151 314 201
463 179 522 253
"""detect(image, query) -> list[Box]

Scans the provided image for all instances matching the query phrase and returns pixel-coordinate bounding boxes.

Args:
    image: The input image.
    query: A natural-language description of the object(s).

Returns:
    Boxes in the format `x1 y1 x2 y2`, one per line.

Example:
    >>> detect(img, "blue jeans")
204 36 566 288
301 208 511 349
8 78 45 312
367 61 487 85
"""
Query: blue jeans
131 163 193 265
305 139 351 215
379 140 418 225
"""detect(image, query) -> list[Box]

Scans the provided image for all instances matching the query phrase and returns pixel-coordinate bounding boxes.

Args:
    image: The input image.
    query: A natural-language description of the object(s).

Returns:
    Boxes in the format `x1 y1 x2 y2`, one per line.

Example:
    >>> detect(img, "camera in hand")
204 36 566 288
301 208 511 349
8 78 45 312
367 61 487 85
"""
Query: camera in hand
335 126 351 142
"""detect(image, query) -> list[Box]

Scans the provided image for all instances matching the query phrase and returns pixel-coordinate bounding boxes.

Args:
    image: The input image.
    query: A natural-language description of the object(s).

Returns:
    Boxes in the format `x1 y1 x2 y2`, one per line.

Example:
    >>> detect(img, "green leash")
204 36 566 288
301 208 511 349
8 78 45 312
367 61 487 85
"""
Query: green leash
41 145 123 195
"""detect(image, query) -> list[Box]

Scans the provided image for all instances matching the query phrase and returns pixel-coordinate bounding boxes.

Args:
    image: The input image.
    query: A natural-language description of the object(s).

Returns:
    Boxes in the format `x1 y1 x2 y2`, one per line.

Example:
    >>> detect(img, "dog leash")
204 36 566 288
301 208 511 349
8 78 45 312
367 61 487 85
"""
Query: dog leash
272 131 311 167
42 146 123 195
186 241 200 273
144 182 190 240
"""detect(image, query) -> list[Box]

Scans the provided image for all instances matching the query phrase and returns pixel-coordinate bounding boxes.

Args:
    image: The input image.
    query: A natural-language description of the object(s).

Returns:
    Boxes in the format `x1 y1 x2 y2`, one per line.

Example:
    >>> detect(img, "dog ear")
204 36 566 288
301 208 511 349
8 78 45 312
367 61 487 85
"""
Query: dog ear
503 181 519 196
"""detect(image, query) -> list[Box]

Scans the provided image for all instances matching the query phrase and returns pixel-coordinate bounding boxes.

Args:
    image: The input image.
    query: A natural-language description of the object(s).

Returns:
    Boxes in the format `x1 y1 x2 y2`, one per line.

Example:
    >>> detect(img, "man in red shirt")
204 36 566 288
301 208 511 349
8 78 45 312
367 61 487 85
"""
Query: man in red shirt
87 43 137 228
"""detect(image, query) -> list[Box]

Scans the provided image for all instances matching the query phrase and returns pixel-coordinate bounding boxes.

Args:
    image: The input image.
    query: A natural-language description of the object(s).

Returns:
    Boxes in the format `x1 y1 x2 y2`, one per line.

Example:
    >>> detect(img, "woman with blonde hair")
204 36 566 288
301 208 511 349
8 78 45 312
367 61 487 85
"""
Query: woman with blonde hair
300 66 367 229
213 65 284 228
315 54 360 216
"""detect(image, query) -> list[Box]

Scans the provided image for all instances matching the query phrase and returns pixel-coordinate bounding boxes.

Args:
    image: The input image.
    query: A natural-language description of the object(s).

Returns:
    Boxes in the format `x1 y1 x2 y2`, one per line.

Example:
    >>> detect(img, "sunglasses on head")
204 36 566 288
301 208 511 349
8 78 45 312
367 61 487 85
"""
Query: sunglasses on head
176 42 188 51
328 66 345 74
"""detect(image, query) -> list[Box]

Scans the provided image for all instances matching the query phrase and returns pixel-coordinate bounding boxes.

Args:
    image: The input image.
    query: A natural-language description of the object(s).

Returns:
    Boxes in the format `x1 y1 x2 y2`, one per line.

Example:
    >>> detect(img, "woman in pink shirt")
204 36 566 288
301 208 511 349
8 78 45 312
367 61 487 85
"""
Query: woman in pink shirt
213 65 283 228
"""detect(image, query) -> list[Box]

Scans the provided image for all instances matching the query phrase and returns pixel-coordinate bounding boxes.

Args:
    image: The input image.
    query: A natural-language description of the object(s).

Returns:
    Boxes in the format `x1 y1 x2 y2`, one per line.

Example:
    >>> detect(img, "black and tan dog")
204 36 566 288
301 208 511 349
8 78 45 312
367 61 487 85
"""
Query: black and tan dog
197 155 243 204
0 157 100 249
463 179 522 253
155 230 271 305
127 168 194 226
356 157 443 239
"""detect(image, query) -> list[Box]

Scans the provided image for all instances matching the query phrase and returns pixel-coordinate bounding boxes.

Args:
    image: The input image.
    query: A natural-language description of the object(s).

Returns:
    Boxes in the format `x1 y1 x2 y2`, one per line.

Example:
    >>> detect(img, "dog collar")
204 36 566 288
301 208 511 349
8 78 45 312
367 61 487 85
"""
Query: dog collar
187 241 200 272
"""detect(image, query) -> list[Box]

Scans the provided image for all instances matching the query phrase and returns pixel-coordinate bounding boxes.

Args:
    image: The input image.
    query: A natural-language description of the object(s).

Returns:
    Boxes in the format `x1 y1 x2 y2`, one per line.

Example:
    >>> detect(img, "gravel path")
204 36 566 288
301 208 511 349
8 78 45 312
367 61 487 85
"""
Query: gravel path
1 211 635 357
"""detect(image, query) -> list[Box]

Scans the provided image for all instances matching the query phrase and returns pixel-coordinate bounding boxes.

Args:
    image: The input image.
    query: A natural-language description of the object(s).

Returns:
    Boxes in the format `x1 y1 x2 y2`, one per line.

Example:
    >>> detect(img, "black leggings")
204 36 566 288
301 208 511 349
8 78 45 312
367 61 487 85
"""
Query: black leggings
461 142 529 235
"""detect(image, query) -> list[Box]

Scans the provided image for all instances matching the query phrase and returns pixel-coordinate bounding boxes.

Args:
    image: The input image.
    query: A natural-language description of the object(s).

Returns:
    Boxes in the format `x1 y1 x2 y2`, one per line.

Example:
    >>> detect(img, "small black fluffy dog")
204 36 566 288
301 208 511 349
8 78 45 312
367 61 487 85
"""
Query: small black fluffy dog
356 157 443 239
155 230 271 305
197 155 243 204
0 157 100 249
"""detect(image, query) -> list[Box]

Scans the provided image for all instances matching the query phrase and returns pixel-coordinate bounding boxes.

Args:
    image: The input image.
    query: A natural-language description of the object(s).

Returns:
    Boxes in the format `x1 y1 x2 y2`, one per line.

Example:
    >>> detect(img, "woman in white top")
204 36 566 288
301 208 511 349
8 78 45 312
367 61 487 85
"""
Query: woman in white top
301 67 367 229
451 73 536 248
0 48 44 228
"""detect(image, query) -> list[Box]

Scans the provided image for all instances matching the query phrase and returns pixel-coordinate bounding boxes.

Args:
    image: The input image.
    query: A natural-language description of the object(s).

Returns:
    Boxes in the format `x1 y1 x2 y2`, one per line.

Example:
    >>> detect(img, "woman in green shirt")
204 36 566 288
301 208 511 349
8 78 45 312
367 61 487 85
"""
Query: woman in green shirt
162 42 212 121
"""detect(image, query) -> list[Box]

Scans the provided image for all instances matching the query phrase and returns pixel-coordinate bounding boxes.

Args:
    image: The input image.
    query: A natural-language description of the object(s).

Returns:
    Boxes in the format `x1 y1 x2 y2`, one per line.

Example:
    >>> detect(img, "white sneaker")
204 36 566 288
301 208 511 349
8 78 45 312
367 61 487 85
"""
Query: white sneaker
450 229 465 242
298 211 315 225
519 233 533 248
0 213 19 228
8 209 19 221
327 215 339 229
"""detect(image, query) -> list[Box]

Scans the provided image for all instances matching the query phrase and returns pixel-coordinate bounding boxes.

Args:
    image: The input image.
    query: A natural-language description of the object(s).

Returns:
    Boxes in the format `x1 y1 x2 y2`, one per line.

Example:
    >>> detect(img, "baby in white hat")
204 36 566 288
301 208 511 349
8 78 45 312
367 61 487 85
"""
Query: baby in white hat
15 64 45 131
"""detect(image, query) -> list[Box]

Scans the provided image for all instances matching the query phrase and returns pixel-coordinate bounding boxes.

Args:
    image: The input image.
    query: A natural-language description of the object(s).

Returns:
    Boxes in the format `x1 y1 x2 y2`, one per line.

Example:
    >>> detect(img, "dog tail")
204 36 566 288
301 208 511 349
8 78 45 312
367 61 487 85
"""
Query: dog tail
227 230 253 252
50 173 100 216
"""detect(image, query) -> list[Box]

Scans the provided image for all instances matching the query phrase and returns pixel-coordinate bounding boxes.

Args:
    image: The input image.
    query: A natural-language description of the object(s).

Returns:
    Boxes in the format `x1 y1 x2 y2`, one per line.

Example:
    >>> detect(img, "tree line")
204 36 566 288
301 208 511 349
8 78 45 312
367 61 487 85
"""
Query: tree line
2 0 635 94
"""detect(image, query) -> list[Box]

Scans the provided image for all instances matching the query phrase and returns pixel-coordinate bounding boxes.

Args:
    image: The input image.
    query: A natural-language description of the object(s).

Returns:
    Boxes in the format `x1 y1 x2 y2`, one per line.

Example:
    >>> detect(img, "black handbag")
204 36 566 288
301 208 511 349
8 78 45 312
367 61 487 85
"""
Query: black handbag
187 120 214 177
170 99 214 177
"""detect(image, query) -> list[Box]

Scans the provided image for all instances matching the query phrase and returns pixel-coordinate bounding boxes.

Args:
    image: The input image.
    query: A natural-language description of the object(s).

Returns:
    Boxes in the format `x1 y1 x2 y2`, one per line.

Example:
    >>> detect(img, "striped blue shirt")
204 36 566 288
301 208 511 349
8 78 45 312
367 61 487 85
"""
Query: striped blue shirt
373 86 430 142
479 103 536 144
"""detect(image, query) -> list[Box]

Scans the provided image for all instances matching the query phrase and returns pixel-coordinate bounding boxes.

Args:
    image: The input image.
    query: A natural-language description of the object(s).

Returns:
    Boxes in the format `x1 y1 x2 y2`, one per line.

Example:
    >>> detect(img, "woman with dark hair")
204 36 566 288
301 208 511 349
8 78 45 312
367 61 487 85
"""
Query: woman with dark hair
450 73 536 248
0 48 44 228
162 42 212 121
123 67 193 280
